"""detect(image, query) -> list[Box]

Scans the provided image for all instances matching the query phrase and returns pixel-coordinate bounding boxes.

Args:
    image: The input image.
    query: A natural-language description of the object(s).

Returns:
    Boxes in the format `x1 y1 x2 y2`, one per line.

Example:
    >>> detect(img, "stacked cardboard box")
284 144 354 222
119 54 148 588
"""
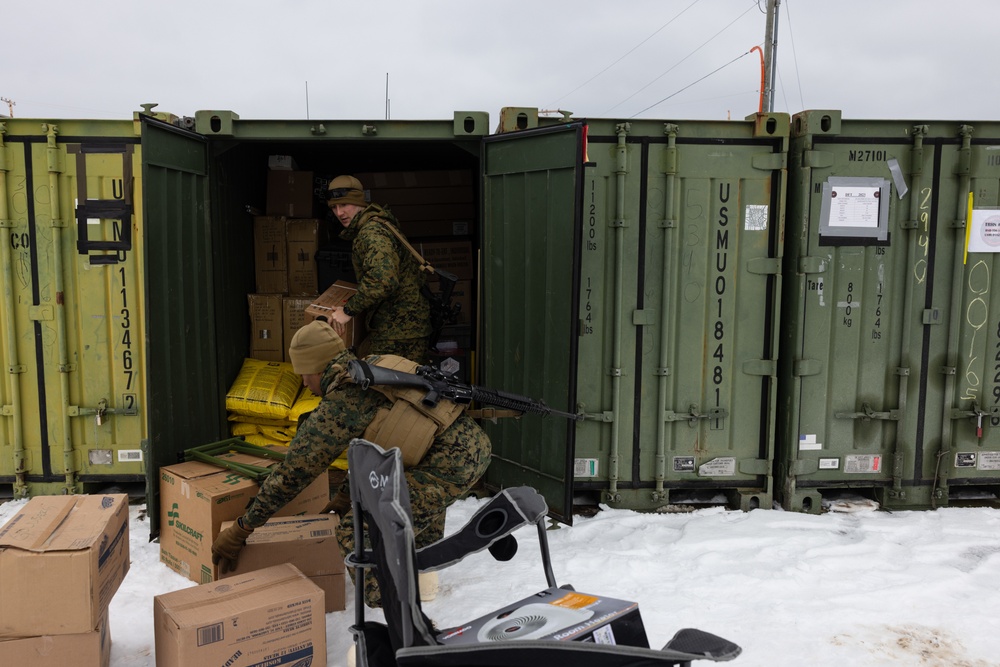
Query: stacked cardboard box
0 494 130 667
218 514 346 612
352 169 475 239
159 452 330 584
154 563 326 667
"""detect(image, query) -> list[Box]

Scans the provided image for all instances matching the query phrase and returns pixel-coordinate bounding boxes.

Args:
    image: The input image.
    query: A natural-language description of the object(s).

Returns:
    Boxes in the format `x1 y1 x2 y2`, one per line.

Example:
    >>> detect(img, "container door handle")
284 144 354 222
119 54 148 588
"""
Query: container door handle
834 402 900 422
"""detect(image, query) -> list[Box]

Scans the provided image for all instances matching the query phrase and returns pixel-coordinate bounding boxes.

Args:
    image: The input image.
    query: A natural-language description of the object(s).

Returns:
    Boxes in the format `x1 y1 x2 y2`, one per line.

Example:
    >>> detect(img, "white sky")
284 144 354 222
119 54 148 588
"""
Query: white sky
5 0 999 123
3 497 998 666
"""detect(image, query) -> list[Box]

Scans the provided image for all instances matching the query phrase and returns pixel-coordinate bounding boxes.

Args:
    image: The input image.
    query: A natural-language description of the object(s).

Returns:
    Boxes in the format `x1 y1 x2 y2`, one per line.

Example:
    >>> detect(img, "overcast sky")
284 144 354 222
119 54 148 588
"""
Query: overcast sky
5 0 997 124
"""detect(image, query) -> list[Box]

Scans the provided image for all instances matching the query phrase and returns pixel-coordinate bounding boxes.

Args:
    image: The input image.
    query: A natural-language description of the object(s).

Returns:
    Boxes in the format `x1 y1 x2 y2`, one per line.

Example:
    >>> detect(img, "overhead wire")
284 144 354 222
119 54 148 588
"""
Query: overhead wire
783 0 806 110
629 50 754 118
602 0 760 116
546 0 705 108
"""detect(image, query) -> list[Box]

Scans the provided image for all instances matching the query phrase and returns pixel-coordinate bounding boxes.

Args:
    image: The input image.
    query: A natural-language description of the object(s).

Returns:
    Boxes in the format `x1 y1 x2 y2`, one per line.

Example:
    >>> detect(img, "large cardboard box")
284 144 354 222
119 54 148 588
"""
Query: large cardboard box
282 295 315 362
355 169 472 189
266 170 315 218
248 293 283 362
154 563 326 667
287 219 321 295
253 216 288 294
436 588 649 647
1 610 111 667
158 452 329 584
0 494 129 637
415 240 475 280
304 280 366 346
218 514 346 612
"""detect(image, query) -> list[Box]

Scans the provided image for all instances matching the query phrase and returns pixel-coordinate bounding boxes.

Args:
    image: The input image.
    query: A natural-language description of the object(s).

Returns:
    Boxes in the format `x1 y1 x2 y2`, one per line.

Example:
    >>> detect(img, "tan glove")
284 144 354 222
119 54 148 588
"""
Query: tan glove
211 517 254 574
320 492 352 518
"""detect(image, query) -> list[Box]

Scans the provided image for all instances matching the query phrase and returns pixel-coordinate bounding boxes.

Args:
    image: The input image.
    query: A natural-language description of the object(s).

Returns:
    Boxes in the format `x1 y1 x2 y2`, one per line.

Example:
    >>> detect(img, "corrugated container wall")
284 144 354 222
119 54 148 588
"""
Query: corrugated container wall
481 112 787 516
778 110 1000 511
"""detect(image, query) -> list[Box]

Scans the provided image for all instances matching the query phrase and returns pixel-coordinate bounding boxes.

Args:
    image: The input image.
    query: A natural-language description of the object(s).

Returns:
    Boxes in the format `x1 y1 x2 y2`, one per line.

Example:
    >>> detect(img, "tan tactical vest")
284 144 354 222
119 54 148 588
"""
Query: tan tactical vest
343 355 466 466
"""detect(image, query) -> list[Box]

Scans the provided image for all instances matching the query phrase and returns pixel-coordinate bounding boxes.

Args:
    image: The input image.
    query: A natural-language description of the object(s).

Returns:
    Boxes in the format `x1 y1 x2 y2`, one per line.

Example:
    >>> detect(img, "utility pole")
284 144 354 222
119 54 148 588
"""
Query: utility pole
762 0 781 112
1 97 14 117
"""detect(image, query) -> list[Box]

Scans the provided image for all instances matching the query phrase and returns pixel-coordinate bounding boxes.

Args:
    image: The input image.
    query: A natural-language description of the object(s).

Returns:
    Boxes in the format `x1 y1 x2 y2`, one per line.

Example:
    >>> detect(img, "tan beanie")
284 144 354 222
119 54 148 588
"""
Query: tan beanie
326 175 368 207
288 321 346 374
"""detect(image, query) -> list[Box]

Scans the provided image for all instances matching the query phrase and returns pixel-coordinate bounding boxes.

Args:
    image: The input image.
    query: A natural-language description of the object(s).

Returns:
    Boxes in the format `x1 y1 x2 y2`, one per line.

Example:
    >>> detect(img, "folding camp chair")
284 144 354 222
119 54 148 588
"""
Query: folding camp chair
345 438 742 667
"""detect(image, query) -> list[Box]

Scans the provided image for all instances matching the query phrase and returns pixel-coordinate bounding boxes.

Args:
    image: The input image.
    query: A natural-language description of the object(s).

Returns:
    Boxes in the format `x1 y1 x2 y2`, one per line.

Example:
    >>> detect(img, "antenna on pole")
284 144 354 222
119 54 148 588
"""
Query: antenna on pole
305 81 310 120
1 97 14 118
385 73 390 120
762 0 781 112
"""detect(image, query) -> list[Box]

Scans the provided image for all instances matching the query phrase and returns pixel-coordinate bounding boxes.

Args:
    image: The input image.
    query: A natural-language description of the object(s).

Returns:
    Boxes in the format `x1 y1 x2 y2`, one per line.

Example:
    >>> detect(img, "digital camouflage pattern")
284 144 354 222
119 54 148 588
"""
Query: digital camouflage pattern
243 348 492 607
340 204 431 361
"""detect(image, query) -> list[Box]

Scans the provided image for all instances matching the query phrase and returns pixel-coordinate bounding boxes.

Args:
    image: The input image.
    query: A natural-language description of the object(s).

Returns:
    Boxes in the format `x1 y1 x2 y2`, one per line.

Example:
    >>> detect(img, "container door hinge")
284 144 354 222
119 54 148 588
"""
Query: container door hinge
751 153 786 171
664 405 728 426
7 365 25 374
28 305 54 321
798 256 827 274
1 404 15 416
803 150 834 169
739 458 770 475
794 359 822 377
743 359 776 376
632 309 656 326
746 257 782 275
922 308 943 324
579 410 615 423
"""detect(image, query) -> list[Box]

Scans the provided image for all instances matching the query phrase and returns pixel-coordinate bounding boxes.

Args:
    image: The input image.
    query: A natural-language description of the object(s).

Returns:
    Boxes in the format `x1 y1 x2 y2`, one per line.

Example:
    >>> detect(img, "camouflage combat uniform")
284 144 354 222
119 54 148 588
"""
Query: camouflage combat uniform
341 204 432 363
243 348 492 607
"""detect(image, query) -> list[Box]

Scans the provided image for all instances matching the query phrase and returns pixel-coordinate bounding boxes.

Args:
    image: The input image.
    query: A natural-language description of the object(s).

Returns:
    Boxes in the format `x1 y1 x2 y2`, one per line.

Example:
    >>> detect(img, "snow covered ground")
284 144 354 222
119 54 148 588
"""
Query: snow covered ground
2 496 999 667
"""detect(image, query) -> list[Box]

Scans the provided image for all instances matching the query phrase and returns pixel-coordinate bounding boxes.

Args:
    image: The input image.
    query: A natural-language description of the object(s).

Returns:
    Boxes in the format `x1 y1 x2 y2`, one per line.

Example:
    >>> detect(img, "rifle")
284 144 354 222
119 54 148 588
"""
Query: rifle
347 358 584 422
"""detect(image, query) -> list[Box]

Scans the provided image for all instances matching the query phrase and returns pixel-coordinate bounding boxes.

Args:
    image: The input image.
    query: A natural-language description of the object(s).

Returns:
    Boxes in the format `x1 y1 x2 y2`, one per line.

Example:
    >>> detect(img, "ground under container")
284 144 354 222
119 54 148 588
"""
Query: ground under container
778 110 1000 512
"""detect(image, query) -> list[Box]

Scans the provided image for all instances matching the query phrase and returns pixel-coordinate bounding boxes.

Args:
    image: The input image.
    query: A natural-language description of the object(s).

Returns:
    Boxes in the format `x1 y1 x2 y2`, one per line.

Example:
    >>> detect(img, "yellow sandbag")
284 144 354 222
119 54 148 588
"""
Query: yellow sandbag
226 358 302 420
289 389 322 423
243 433 286 448
228 413 291 427
230 422 259 437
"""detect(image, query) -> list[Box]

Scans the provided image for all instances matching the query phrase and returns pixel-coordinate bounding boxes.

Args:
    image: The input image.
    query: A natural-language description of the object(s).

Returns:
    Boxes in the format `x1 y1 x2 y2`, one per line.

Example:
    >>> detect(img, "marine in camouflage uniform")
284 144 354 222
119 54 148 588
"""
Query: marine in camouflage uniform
326 175 432 363
238 345 491 607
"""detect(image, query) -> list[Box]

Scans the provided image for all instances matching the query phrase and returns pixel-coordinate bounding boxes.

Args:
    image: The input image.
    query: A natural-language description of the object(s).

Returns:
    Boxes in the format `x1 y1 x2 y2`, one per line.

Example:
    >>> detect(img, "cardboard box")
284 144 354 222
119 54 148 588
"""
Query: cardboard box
268 155 299 171
282 296 315 362
287 219 321 295
1 610 111 667
253 216 288 294
248 293 283 362
315 245 356 292
436 588 649 648
406 219 472 238
415 240 475 280
355 170 472 189
154 563 326 667
0 494 129 637
450 279 473 325
304 280 366 347
158 452 330 584
218 514 346 612
266 170 315 218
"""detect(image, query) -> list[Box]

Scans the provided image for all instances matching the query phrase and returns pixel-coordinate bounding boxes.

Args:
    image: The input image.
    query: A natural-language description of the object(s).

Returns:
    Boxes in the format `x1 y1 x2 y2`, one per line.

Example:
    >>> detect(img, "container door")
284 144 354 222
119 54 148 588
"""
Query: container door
139 117 218 534
0 118 147 497
480 123 586 523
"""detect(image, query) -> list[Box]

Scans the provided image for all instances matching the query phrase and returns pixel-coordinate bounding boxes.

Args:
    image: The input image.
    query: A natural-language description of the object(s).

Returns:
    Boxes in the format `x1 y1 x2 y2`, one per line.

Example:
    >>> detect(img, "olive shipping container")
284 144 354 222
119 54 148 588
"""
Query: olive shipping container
779 110 1000 512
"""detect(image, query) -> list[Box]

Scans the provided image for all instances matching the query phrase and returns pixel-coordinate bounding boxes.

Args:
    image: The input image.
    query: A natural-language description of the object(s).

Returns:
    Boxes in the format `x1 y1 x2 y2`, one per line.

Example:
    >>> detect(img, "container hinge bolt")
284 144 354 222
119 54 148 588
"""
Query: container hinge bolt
608 367 623 377
653 367 671 377
8 365 24 374
610 218 625 228
899 218 918 230
940 366 956 376
0 219 13 229
1 405 14 416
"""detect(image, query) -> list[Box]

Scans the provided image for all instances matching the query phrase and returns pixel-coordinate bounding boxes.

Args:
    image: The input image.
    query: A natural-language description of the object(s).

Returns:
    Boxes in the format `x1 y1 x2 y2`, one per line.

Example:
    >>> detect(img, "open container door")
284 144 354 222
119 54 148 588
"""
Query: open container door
480 122 586 524
140 116 220 534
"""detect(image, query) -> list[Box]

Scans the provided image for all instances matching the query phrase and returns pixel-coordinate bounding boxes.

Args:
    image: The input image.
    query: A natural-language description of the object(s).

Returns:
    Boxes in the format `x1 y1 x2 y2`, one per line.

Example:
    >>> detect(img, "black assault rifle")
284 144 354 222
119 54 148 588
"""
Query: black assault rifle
347 358 584 422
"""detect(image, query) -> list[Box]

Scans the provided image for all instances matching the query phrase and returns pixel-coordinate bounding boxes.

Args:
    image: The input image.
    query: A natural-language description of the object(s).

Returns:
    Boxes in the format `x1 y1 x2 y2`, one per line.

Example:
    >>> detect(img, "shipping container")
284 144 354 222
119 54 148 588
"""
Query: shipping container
1 105 790 531
482 110 787 514
778 110 1000 512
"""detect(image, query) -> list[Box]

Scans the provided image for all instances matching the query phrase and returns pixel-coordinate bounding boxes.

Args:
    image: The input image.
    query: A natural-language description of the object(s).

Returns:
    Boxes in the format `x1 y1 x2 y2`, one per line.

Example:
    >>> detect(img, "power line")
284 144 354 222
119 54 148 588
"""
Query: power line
603 0 759 116
783 0 806 111
546 0 704 108
629 50 753 118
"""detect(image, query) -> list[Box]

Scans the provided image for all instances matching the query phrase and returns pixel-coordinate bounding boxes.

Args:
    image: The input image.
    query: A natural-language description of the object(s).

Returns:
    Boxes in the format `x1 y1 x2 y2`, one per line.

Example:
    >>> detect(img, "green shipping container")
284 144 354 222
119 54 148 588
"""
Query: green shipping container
482 113 788 516
779 110 1000 512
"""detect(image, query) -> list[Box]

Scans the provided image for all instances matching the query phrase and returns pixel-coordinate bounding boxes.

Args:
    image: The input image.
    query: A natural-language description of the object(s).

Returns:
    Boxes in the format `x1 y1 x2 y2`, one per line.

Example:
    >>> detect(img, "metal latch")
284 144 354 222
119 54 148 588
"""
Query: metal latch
835 402 901 422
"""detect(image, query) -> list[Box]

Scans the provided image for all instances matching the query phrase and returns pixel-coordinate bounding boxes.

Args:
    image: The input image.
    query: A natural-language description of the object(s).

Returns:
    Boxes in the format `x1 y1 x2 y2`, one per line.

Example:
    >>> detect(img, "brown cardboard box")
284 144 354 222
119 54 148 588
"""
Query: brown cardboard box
304 280 366 346
218 514 346 612
266 170 315 218
0 494 129 637
287 219 321 295
451 279 473 325
282 295 315 361
248 293 283 362
415 240 475 280
1 610 111 667
253 216 288 294
406 219 472 238
355 169 472 189
154 563 326 667
158 452 329 584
